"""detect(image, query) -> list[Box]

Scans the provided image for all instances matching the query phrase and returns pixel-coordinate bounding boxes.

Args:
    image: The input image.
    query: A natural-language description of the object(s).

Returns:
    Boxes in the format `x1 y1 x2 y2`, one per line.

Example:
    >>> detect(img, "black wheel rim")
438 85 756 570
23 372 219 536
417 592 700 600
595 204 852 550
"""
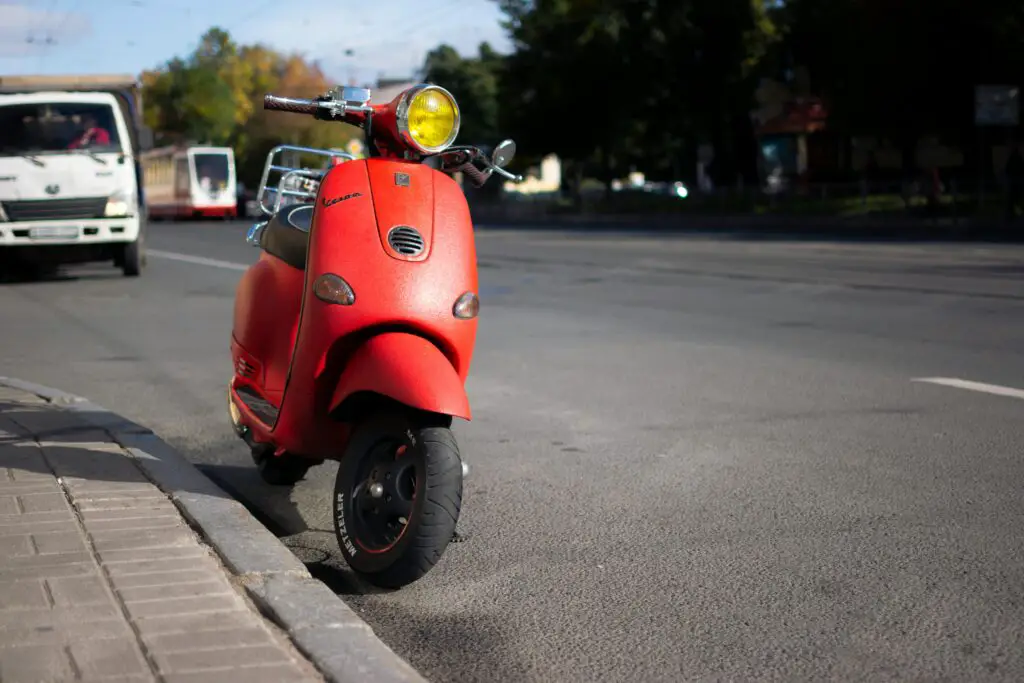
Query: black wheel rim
349 437 419 553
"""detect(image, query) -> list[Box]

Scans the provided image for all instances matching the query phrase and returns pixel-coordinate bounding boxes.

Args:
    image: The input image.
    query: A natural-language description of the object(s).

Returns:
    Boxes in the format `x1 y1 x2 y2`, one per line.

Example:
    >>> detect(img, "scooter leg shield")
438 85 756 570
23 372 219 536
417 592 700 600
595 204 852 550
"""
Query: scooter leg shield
329 332 471 421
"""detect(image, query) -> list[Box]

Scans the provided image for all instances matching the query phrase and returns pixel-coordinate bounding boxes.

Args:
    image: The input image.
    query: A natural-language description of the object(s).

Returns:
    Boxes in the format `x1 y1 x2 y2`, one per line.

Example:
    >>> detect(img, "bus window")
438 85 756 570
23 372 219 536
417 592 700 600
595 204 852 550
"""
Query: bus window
193 153 231 192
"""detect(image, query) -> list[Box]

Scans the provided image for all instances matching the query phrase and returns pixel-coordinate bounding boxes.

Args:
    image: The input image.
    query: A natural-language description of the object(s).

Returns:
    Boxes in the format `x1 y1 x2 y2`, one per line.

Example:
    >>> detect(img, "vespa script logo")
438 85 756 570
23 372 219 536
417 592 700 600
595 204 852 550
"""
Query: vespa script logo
321 191 363 208
44 184 60 196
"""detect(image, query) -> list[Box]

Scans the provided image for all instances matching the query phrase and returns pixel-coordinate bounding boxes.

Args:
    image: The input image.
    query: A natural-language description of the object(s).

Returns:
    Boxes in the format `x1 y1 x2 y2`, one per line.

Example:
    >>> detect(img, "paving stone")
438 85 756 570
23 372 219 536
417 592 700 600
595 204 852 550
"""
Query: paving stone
0 559 94 581
124 594 244 619
0 579 50 609
0 481 57 495
0 391 332 683
0 519 73 536
0 534 34 557
0 605 121 630
0 617 132 645
153 643 295 674
87 515 182 533
0 510 68 524
17 491 71 513
0 643 75 682
105 555 220 579
161 663 318 683
110 568 220 590
68 638 152 678
33 530 88 554
74 490 167 508
117 577 234 603
47 574 112 607
0 495 19 514
79 502 180 521
99 545 209 566
143 625 277 654
131 610 257 637
89 527 196 553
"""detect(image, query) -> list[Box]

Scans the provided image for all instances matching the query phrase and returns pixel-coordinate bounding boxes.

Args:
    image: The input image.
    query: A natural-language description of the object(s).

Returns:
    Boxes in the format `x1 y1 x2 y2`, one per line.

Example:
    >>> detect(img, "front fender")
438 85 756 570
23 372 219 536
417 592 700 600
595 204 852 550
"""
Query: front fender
329 332 471 420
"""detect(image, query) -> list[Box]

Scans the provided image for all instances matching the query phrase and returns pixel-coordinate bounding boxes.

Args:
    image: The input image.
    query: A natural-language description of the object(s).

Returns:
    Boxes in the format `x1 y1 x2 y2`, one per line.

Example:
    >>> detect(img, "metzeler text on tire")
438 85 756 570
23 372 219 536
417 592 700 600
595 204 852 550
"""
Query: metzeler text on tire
333 413 463 589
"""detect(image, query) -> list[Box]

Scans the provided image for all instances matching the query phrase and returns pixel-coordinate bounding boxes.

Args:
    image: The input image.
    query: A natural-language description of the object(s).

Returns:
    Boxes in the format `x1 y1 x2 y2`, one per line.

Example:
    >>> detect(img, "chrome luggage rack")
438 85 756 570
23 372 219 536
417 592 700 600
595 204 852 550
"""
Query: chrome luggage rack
255 144 356 216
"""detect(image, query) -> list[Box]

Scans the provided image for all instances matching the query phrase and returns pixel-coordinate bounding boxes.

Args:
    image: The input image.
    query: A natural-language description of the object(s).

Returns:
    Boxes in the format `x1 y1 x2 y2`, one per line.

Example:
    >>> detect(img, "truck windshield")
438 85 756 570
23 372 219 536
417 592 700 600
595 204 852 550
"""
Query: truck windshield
0 102 123 155
192 153 231 191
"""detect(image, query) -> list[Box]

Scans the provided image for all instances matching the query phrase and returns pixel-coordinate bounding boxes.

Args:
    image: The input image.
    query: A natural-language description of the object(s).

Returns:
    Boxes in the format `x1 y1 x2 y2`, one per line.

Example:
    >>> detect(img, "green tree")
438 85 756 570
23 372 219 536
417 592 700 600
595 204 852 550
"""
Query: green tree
142 27 360 186
778 0 1024 176
497 1 648 200
141 28 237 147
495 0 779 193
422 43 503 146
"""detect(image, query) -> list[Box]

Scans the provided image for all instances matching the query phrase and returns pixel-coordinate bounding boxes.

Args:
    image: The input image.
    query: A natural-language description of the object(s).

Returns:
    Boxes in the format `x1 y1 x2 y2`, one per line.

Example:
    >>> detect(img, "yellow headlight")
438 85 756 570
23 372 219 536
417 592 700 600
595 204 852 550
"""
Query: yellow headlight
398 85 460 154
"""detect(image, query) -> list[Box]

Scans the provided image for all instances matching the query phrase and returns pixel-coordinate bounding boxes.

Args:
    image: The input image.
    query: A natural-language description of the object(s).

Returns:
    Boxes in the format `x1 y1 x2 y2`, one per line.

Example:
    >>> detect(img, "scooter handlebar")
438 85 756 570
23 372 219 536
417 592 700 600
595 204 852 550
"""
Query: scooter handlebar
455 161 490 189
264 95 319 115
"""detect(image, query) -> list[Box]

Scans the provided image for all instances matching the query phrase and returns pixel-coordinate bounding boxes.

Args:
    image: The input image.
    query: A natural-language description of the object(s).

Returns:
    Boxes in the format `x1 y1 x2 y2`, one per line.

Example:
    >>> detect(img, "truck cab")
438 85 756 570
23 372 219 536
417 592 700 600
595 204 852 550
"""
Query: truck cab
0 75 154 277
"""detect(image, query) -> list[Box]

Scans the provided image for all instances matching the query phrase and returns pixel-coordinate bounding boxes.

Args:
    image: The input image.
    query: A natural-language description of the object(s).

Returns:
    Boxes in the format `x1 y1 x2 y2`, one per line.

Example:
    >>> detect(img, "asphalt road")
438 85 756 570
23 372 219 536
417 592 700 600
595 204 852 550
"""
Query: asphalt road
2 220 1024 682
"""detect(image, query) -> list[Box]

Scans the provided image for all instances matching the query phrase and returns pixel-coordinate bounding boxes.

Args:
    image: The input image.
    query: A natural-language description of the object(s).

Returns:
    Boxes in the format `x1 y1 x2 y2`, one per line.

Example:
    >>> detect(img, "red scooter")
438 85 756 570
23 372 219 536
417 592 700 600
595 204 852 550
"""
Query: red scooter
227 84 520 589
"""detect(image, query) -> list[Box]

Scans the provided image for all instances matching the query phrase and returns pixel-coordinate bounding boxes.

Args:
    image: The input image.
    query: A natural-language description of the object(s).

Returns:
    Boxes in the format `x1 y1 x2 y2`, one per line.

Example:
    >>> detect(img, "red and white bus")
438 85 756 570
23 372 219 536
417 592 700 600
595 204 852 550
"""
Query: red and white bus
141 145 237 219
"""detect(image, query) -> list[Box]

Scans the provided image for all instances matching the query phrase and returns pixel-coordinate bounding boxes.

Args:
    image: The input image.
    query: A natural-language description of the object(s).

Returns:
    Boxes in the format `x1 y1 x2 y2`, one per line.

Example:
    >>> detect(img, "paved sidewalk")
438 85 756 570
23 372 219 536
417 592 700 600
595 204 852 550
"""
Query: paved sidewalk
0 385 324 683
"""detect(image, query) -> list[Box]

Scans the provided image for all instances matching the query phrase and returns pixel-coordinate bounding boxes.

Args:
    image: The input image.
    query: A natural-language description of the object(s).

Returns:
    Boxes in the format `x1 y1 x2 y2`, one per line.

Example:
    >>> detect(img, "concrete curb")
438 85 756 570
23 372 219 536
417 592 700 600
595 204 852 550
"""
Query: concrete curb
0 376 428 683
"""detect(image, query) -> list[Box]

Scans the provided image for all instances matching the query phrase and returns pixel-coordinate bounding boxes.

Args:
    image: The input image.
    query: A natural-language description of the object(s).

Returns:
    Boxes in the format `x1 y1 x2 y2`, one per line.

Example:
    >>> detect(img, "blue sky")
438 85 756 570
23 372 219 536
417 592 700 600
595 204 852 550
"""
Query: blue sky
0 0 511 84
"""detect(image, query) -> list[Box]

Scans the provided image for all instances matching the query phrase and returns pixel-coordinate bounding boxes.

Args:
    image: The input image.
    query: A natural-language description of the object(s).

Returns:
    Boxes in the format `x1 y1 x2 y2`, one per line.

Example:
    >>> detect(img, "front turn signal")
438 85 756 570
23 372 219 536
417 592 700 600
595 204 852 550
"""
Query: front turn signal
314 274 355 305
453 291 479 319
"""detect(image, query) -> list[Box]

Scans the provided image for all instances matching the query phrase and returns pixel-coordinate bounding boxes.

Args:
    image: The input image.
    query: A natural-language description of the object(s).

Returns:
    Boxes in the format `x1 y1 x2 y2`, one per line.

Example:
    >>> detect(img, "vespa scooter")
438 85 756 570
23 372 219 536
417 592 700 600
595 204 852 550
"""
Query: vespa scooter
228 84 521 588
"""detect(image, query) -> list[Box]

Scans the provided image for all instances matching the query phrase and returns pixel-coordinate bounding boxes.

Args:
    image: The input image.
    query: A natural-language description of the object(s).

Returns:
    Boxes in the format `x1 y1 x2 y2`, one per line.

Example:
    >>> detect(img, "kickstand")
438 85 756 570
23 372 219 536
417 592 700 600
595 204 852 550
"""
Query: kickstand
451 527 469 543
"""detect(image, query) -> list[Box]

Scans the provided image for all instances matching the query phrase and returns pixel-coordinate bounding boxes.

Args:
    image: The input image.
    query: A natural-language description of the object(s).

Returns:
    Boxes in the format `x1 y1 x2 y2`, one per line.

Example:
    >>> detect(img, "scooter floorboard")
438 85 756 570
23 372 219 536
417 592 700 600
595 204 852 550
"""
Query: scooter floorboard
235 385 280 425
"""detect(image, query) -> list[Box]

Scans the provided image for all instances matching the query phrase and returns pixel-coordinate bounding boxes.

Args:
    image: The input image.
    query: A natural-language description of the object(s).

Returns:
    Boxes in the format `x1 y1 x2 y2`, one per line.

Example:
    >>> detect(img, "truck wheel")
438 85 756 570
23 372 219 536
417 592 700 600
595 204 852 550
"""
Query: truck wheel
333 413 463 589
121 238 143 277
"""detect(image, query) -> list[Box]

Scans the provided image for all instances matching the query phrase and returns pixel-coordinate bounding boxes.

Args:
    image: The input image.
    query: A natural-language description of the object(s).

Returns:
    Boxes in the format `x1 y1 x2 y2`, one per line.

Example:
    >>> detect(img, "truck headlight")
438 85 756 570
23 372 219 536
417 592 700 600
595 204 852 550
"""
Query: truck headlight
104 193 133 217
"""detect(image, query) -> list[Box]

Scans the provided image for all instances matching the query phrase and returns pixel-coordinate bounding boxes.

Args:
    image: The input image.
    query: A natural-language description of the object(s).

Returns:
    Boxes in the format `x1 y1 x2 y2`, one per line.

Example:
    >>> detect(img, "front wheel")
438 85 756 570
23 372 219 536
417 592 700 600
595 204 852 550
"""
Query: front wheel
334 414 463 589
120 238 143 277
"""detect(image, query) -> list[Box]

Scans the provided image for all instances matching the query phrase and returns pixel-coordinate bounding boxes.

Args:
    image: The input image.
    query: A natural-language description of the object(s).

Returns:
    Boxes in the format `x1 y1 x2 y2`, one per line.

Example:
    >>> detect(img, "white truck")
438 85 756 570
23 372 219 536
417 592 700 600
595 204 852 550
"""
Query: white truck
0 74 154 277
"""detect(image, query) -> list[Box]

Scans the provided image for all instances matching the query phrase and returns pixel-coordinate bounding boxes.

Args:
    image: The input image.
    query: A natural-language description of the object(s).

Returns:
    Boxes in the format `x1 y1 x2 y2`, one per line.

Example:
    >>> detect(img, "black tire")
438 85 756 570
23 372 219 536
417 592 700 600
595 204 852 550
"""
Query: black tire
257 452 312 486
121 238 142 277
334 413 463 589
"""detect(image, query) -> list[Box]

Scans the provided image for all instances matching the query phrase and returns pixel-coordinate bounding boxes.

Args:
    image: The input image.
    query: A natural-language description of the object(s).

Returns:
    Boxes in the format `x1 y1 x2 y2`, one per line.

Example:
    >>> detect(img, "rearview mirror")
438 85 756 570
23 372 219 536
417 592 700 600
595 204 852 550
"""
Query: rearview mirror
492 139 516 168
334 86 371 105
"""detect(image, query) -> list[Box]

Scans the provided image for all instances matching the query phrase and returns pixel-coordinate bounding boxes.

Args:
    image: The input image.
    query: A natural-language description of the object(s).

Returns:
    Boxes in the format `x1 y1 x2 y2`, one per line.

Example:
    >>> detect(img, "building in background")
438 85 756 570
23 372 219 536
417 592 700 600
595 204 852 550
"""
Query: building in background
372 78 418 104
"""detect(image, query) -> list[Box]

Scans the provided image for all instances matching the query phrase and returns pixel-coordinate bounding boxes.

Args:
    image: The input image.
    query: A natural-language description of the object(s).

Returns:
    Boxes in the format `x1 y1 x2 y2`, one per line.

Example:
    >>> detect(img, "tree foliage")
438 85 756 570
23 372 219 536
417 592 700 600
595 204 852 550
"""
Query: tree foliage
142 27 359 184
780 0 1024 142
484 0 1023 184
422 43 503 146
487 0 781 190
146 4 1024 191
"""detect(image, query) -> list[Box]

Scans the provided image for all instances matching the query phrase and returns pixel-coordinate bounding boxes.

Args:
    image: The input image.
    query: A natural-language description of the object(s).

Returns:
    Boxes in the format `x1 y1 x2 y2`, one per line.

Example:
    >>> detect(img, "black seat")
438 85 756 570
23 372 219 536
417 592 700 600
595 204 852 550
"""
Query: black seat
261 203 313 269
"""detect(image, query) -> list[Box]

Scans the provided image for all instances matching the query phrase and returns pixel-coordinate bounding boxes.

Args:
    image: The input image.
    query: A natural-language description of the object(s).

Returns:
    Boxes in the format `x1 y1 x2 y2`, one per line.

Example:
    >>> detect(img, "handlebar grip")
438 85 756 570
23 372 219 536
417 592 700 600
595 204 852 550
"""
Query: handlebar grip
456 162 489 189
263 95 319 115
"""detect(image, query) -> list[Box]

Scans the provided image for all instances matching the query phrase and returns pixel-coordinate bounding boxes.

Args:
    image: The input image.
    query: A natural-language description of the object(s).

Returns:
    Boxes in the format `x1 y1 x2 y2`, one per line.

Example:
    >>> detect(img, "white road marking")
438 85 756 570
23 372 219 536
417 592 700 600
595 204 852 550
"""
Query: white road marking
147 249 250 271
912 377 1024 401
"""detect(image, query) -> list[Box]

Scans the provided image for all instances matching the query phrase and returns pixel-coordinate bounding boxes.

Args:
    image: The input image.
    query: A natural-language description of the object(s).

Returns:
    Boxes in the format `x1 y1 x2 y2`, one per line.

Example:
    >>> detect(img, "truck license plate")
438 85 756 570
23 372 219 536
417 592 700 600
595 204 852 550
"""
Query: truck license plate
29 225 79 240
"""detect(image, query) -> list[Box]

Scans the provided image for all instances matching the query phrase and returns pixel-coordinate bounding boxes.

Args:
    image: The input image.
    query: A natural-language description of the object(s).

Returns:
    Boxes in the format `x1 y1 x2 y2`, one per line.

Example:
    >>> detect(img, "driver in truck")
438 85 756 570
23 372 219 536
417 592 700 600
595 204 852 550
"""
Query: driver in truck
67 112 111 149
